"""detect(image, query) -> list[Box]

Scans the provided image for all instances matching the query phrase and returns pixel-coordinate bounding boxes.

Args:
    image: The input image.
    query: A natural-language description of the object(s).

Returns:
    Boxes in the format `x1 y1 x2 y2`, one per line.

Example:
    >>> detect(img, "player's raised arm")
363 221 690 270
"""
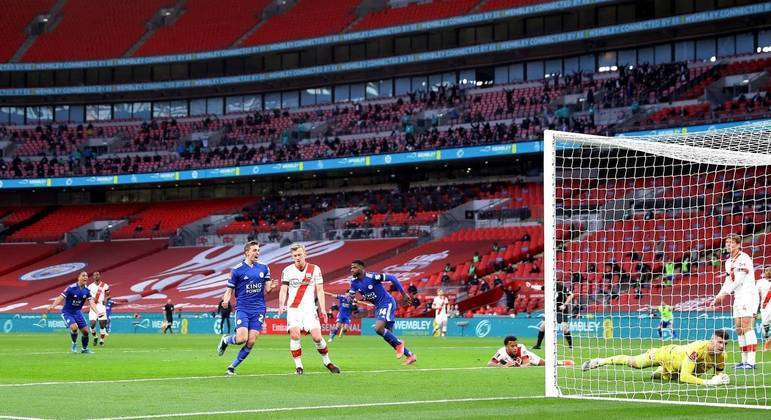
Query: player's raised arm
47 295 64 313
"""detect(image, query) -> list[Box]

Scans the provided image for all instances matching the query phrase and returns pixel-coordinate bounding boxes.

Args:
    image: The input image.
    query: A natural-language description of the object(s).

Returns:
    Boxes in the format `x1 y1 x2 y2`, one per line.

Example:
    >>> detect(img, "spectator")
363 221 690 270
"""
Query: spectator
407 283 418 295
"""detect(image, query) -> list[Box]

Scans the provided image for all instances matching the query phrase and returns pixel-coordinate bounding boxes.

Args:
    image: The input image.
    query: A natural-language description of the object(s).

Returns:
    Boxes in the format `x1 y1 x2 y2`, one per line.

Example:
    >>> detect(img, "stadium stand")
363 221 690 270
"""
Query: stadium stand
22 0 171 62
240 0 359 46
135 0 272 56
0 0 55 62
351 0 479 32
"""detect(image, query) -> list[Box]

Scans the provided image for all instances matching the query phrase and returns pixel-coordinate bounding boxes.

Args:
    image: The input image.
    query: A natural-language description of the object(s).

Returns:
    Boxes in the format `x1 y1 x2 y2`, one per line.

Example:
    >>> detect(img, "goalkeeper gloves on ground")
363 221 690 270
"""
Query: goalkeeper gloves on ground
705 373 730 386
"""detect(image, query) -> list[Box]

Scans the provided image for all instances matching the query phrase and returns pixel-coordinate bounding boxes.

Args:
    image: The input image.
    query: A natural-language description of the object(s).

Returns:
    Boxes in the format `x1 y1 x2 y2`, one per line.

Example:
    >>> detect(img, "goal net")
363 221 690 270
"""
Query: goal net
544 123 771 410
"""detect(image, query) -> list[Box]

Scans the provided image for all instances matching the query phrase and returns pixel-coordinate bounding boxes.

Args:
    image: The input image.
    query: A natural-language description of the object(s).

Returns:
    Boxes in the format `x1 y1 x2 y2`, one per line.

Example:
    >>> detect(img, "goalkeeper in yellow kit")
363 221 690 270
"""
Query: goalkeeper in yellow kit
582 329 730 386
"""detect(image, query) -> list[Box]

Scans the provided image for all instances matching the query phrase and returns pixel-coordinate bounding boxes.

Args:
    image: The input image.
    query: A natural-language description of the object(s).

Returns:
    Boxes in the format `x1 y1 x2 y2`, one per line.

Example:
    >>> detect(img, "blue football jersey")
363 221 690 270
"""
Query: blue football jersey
349 272 403 307
228 260 271 313
61 283 91 312
337 294 353 317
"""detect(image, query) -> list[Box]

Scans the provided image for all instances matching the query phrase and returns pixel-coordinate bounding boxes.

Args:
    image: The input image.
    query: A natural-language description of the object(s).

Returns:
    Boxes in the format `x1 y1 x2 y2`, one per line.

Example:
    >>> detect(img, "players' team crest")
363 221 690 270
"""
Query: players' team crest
368 285 373 289
259 272 264 278
237 319 242 325
20 262 87 281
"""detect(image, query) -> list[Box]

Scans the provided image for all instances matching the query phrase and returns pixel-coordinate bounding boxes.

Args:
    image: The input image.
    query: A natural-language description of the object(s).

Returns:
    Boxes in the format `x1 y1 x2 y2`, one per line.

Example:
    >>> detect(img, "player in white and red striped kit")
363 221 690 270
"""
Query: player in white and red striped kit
757 268 771 351
87 272 110 346
487 336 573 367
278 243 340 375
711 234 759 368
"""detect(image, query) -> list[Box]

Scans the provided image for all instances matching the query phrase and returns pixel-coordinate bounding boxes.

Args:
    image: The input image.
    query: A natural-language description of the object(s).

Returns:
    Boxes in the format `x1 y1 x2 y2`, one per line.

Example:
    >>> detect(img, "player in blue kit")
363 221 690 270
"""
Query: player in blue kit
217 241 277 376
349 260 417 365
325 292 353 342
46 271 94 353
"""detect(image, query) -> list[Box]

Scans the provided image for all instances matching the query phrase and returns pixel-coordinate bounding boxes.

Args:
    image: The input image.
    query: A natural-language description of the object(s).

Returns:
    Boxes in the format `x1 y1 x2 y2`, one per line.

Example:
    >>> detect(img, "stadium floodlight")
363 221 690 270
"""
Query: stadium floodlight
544 123 771 410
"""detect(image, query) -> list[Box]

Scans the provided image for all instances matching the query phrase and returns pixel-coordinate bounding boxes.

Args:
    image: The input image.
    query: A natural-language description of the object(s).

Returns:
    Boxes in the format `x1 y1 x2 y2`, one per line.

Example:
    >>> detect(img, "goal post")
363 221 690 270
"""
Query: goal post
543 124 771 410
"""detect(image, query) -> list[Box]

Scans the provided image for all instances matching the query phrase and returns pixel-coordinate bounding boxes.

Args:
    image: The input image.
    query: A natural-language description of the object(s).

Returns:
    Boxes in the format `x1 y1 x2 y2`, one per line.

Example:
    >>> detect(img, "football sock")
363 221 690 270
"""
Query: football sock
564 332 573 347
535 331 545 347
291 339 303 368
70 332 78 343
81 334 89 349
315 338 331 365
380 329 400 347
232 346 252 368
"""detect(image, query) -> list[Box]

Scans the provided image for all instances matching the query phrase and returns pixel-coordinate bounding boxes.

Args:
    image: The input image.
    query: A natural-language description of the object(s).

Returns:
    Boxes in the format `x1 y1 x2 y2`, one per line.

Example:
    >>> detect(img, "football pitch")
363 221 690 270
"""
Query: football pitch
0 334 768 419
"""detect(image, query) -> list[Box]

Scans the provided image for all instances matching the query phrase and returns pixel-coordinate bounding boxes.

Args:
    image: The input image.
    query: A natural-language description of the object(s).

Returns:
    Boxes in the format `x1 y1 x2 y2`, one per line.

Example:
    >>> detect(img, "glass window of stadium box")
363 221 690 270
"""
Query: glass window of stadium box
282 91 299 109
365 82 381 98
718 35 736 57
190 99 207 116
114 103 133 120
0 107 10 124
579 54 594 72
54 105 70 122
545 59 562 77
617 50 636 67
526 61 544 81
265 92 281 109
459 70 476 87
735 32 754 54
226 96 245 113
695 38 716 61
598 51 616 69
349 84 365 102
563 57 580 75
334 85 350 102
654 44 671 64
637 46 654 64
411 76 427 92
674 41 695 62
760 30 771 49
8 107 24 125
169 101 187 117
152 102 171 119
394 77 410 96
132 103 151 120
86 105 111 121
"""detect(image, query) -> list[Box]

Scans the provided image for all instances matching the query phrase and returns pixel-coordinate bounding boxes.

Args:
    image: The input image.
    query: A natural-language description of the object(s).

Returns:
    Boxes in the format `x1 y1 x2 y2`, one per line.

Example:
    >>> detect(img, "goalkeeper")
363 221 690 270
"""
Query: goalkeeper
582 329 729 386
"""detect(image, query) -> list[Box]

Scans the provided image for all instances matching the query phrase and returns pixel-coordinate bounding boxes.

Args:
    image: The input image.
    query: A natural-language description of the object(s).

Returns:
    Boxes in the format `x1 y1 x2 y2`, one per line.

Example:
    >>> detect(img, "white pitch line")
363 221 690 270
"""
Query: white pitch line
3 345 494 356
0 366 495 388
87 395 547 420
0 416 45 420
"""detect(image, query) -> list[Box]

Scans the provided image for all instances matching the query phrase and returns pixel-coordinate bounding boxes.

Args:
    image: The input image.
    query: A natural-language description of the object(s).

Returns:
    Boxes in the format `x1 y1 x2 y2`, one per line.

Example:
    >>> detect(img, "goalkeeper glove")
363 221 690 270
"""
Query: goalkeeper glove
705 373 730 386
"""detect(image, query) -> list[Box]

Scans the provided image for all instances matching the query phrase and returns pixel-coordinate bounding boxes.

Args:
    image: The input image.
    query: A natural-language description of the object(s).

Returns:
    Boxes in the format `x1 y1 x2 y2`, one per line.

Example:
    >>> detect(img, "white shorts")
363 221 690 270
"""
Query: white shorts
733 295 759 319
434 314 448 327
524 350 542 366
287 309 321 332
89 304 107 321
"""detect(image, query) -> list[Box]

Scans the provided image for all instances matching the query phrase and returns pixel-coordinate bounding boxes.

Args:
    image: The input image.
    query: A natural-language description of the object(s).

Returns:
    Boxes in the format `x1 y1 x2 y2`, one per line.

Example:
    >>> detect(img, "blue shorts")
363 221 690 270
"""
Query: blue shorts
61 311 87 329
235 310 265 332
375 302 396 330
337 315 351 325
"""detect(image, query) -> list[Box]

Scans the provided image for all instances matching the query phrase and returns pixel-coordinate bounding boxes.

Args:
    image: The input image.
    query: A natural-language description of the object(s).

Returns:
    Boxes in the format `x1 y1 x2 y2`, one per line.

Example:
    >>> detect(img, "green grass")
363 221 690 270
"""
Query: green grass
0 334 768 419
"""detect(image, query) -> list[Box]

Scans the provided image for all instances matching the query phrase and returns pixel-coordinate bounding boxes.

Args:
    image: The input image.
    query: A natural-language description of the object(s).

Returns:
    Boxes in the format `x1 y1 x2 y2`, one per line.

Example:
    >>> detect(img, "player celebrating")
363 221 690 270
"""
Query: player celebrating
45 271 94 353
325 291 354 342
710 234 758 369
757 268 771 351
657 302 677 339
432 289 449 337
217 241 277 376
349 259 417 365
87 271 110 346
278 243 340 375
529 281 573 349
487 336 573 367
582 329 730 386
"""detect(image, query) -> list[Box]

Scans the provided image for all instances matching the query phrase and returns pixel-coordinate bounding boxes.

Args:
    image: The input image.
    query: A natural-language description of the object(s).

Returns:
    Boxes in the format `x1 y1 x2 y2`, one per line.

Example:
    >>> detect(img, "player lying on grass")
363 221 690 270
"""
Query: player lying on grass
582 329 730 386
487 336 574 367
